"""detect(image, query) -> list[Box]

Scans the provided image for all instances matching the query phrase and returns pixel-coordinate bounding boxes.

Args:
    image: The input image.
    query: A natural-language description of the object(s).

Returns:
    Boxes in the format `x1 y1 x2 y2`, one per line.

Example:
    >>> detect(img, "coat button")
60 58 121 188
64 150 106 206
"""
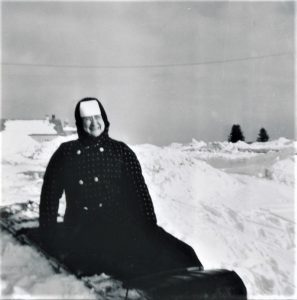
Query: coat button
83 206 88 211
94 177 99 182
77 150 81 155
99 203 103 208
79 179 84 185
99 147 104 152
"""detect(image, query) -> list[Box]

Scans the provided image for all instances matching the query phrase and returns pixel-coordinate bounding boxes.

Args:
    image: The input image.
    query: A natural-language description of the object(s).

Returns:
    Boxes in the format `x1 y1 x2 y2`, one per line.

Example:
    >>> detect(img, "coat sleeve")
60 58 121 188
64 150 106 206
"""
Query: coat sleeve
39 144 65 231
121 144 157 227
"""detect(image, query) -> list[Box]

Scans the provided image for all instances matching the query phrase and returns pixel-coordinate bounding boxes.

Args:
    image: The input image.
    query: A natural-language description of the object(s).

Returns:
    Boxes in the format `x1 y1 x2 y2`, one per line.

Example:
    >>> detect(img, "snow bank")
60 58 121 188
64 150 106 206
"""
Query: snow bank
1 132 40 163
269 157 295 185
226 138 293 153
1 231 96 299
179 138 294 157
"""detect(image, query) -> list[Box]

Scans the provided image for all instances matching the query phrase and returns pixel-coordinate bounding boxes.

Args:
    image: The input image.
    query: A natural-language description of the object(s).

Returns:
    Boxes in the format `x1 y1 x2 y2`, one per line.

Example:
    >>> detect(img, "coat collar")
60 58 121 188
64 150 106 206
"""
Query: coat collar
78 131 109 148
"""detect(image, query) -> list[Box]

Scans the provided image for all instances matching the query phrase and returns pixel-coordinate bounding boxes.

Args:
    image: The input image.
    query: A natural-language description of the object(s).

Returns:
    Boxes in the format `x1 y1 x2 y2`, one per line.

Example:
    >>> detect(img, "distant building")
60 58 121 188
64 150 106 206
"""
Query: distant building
30 114 74 142
2 115 77 142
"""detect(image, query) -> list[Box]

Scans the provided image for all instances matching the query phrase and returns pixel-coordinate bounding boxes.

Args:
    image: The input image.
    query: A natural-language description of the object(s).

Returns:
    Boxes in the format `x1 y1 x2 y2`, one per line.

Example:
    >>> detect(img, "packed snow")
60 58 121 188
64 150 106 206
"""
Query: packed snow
0 120 295 299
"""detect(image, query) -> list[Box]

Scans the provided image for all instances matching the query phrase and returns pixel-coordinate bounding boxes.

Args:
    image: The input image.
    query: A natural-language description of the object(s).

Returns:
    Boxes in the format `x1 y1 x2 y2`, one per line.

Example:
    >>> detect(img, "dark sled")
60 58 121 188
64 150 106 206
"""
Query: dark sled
0 201 247 300
125 267 247 300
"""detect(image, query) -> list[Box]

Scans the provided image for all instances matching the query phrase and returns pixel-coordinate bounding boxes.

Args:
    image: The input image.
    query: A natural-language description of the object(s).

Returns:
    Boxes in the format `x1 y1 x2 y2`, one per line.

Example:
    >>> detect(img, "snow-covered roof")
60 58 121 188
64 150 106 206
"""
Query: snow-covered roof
4 120 57 135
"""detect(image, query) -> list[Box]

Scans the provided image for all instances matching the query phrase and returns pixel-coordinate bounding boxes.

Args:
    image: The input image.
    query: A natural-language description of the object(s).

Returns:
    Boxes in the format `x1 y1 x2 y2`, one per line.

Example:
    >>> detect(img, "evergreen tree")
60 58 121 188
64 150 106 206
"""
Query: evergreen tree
257 128 269 142
228 124 245 143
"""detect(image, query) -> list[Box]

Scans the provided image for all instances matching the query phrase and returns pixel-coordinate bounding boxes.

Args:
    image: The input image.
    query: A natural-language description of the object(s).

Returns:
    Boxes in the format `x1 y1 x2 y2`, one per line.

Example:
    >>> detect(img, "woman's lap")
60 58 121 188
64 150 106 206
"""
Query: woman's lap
50 225 203 278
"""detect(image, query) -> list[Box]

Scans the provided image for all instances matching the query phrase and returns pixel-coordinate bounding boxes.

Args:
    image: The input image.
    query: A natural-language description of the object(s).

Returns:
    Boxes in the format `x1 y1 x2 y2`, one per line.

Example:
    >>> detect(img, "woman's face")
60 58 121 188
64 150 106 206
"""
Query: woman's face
82 114 105 137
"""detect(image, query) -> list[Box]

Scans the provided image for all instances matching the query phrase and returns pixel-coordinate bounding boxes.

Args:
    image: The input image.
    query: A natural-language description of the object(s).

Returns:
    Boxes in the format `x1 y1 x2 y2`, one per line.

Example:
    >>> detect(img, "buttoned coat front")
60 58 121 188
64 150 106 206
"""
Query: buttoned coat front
40 132 157 233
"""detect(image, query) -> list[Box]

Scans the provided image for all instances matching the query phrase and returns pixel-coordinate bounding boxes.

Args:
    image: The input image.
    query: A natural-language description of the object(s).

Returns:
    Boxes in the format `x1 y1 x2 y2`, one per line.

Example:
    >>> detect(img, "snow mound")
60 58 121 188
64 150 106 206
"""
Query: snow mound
1 132 40 163
190 139 208 149
269 157 295 185
1 231 96 299
242 137 293 152
131 145 243 236
180 138 294 157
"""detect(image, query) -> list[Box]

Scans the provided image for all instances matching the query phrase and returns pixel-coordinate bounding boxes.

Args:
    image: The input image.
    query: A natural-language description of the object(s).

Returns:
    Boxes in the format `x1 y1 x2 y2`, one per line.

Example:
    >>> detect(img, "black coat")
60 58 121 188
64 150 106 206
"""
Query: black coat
40 132 157 233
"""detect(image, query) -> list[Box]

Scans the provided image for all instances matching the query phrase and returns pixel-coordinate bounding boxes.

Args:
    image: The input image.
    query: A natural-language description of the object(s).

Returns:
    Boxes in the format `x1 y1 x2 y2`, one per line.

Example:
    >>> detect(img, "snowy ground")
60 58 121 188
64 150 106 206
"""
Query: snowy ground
0 121 295 299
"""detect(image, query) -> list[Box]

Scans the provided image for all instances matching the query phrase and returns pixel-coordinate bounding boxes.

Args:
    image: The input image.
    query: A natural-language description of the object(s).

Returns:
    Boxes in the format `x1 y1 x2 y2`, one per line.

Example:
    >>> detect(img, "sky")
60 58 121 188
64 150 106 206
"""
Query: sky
1 1 295 145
